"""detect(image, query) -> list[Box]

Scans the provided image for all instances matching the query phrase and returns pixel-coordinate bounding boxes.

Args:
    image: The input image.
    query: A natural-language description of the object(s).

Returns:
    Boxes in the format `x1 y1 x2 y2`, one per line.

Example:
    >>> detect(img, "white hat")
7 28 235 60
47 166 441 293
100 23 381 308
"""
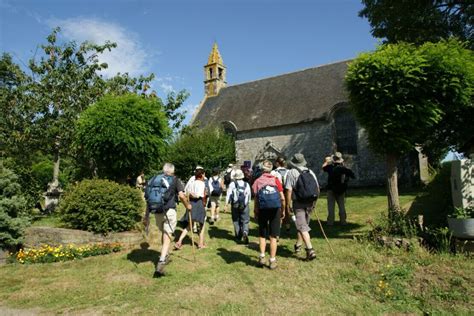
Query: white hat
331 152 344 164
233 169 244 180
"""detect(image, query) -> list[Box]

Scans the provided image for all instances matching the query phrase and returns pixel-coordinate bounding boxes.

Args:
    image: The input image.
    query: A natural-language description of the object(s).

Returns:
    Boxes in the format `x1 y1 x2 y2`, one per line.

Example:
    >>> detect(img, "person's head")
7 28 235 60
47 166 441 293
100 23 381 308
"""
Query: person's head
233 169 245 180
163 163 175 175
195 168 205 179
288 153 307 169
275 157 286 168
262 160 273 173
332 152 344 164
227 163 233 169
212 167 220 176
139 170 144 176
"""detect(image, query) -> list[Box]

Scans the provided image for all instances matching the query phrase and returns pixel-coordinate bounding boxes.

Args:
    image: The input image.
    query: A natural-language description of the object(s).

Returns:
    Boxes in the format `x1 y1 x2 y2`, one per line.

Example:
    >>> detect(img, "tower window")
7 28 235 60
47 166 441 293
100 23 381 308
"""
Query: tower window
218 68 223 79
209 68 213 79
335 109 358 155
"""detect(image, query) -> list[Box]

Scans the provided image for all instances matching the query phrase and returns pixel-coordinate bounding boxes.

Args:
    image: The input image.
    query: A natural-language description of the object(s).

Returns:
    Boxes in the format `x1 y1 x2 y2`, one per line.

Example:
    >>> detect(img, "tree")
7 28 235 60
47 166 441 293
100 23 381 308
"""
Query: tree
166 125 235 180
74 94 171 181
345 40 473 214
359 0 474 48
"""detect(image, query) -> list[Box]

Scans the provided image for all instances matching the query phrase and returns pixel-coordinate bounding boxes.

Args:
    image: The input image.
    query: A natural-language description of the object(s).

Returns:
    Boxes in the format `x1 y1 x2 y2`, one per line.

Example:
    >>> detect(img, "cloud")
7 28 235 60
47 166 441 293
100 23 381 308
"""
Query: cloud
47 17 149 77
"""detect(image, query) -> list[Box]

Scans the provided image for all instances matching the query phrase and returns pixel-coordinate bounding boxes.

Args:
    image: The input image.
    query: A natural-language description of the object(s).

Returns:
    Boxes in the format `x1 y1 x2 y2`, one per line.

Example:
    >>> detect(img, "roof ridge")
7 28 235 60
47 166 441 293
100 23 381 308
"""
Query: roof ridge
223 58 352 89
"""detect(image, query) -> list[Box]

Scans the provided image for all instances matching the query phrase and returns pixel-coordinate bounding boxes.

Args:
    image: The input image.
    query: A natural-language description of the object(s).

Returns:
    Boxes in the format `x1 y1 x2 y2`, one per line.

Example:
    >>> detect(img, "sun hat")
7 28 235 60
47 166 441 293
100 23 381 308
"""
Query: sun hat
288 153 307 168
331 152 344 164
195 165 204 171
233 169 244 180
262 160 273 172
228 163 233 167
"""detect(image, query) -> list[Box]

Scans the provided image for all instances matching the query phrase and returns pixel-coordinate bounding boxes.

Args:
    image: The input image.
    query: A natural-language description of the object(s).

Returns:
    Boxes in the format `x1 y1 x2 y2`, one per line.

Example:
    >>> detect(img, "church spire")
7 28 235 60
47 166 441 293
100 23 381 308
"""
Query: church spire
204 43 226 97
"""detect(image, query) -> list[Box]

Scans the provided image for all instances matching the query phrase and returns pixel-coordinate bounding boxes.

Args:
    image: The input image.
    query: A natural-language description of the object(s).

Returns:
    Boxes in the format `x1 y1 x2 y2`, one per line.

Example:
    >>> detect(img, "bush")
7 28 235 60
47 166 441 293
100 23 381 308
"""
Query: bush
58 179 144 234
0 164 30 250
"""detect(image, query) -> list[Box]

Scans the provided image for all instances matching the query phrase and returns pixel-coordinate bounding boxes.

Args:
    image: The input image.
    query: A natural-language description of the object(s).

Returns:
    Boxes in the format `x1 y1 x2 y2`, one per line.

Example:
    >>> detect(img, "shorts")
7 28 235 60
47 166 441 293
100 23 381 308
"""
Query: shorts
294 206 312 233
258 208 281 238
210 195 221 207
154 208 177 236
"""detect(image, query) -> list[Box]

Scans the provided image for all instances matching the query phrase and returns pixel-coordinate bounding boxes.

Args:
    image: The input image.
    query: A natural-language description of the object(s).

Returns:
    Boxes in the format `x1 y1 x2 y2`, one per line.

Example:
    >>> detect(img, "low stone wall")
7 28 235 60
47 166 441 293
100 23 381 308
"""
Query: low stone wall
24 227 144 249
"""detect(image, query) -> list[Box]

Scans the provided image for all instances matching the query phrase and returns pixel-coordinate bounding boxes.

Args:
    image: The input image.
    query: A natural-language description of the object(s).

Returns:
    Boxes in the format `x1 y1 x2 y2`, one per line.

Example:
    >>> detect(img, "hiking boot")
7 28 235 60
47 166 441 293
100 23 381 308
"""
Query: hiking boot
269 259 277 270
306 248 317 261
257 256 266 267
154 261 166 277
209 218 215 225
294 243 302 253
242 233 249 245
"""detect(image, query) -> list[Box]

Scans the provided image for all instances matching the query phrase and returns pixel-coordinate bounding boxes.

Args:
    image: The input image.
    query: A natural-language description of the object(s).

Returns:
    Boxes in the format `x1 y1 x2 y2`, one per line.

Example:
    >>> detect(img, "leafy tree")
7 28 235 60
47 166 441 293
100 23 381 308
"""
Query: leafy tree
345 40 473 214
0 163 30 250
359 0 474 48
166 125 235 180
74 94 171 181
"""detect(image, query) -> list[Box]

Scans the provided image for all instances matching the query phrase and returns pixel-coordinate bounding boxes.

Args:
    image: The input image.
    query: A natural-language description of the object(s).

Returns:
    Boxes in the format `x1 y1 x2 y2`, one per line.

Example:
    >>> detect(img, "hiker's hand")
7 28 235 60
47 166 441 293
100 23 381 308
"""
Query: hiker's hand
186 203 192 211
280 210 285 220
142 216 149 226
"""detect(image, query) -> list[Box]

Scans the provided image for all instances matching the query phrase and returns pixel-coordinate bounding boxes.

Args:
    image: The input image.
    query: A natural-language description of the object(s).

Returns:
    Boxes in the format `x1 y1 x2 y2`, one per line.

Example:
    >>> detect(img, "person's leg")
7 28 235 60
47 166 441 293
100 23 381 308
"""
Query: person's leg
242 205 250 243
258 211 268 266
210 199 216 223
231 207 241 239
336 193 347 224
268 208 281 269
215 198 220 221
198 222 206 248
155 209 177 276
327 190 336 225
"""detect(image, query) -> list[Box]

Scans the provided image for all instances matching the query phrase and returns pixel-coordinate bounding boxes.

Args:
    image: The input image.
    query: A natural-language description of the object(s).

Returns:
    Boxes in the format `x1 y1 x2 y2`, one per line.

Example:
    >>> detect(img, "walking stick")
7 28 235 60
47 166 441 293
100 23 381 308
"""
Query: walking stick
314 210 336 255
187 209 197 262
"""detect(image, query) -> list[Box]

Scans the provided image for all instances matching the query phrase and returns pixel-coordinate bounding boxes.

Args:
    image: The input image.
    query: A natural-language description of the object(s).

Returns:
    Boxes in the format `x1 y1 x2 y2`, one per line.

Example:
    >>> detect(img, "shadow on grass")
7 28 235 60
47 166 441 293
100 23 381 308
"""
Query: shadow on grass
126 242 160 266
216 248 258 267
208 225 235 241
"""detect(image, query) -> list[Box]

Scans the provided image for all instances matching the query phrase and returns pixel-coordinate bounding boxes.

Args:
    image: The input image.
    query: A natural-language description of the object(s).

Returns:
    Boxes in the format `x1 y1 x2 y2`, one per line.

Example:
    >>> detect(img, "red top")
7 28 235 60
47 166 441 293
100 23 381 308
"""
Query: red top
252 173 283 194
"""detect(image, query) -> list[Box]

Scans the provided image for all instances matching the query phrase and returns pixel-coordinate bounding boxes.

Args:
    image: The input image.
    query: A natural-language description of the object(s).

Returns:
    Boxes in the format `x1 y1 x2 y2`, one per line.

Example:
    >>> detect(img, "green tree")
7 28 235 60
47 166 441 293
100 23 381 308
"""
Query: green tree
166 125 235 180
74 94 171 181
0 163 30 250
359 0 474 48
345 40 473 214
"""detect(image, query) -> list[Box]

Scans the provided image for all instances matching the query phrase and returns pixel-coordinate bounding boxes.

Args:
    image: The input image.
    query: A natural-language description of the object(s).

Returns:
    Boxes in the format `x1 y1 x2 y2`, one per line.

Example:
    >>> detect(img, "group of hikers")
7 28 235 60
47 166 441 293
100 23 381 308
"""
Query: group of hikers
141 152 355 277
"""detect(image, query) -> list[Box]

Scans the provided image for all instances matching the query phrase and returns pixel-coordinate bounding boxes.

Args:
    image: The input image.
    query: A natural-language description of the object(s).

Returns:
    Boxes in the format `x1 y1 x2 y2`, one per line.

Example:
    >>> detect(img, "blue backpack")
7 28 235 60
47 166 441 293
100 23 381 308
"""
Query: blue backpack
231 181 248 211
145 174 174 213
258 184 281 209
211 177 222 196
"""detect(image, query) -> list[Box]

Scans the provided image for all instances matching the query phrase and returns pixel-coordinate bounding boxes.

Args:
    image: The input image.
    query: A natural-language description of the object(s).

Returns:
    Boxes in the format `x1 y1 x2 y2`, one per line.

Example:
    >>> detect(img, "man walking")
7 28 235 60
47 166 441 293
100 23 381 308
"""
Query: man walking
322 152 355 226
271 157 291 233
208 167 224 224
143 163 192 277
252 160 285 269
285 153 319 260
225 169 251 244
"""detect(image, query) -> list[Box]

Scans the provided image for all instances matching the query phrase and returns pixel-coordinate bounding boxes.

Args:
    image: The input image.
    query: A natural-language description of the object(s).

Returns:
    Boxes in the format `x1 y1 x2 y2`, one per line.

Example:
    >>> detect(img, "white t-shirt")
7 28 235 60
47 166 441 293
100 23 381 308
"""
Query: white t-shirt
226 180 251 205
185 177 206 198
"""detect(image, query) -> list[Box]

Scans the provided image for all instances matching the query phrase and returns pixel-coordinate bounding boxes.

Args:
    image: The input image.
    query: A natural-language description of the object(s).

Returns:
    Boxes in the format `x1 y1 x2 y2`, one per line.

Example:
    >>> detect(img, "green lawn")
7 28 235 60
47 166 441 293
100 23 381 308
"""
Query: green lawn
1 188 472 315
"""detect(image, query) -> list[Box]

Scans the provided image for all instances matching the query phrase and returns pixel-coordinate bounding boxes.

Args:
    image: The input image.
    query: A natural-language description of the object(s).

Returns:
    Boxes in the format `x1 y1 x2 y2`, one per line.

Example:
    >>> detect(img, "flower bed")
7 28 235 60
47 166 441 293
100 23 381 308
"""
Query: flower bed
9 243 123 264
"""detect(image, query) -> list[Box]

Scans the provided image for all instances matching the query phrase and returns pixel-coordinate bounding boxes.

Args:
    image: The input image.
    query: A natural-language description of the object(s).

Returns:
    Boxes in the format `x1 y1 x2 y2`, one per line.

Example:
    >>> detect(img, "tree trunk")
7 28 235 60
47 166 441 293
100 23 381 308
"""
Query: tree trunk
386 153 401 216
51 149 60 189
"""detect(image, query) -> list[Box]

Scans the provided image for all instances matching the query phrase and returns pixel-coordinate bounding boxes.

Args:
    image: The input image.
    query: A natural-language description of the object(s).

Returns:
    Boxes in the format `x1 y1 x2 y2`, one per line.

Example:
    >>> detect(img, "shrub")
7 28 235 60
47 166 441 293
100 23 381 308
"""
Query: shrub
58 179 144 234
0 164 30 250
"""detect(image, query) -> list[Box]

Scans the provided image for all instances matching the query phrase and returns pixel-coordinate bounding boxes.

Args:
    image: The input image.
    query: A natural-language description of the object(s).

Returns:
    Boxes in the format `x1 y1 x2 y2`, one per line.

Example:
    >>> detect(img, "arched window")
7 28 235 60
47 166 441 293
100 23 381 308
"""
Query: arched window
334 109 357 155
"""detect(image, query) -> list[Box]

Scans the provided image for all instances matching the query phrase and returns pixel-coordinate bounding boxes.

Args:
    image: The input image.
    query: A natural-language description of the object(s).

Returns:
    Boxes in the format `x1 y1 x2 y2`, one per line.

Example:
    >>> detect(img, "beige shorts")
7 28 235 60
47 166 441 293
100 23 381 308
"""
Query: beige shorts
210 195 221 207
154 209 177 236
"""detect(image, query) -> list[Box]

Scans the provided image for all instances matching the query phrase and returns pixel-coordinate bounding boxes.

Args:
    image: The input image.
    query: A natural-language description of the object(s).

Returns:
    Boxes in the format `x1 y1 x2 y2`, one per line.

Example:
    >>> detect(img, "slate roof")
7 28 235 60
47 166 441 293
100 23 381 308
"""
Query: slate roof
192 59 351 132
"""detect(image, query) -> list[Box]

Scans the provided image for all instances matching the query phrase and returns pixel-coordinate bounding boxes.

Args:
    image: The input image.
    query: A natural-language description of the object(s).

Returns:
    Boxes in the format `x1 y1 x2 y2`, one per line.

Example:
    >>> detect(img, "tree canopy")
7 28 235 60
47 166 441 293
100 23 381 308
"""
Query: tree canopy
74 94 171 181
359 0 474 48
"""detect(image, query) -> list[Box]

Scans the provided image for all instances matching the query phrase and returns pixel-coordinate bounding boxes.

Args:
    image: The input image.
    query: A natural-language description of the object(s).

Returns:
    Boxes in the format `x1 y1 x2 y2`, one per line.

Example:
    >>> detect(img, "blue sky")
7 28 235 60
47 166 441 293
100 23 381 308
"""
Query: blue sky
1 0 379 124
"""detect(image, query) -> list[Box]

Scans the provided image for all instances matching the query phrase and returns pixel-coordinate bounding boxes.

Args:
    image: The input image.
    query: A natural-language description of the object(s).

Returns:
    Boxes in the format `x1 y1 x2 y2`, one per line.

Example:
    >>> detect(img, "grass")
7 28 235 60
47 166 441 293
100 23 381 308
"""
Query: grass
1 188 472 315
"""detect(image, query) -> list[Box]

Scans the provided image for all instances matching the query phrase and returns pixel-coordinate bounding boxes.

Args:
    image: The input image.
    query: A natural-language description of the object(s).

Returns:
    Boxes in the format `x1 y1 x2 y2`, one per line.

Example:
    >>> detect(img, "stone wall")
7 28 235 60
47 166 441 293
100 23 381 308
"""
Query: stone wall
234 120 391 187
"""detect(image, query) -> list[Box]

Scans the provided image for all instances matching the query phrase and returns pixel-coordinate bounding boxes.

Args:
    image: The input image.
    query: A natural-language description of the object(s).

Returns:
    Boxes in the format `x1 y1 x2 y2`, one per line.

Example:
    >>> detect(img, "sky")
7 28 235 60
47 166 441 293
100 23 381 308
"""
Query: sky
0 0 379 124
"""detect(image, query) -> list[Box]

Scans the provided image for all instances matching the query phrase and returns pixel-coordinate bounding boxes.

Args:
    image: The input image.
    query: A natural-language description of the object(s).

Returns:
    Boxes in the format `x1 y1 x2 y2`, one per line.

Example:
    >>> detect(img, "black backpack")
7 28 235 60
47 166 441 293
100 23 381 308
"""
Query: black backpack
294 169 318 202
211 177 222 196
329 165 348 195
231 181 248 210
224 171 232 186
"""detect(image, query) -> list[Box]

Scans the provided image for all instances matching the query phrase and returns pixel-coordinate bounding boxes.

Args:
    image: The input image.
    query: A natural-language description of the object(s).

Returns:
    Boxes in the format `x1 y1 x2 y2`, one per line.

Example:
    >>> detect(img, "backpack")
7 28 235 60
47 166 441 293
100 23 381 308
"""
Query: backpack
258 182 282 210
145 174 174 214
294 169 318 202
211 177 222 196
329 165 348 195
224 171 232 186
276 168 288 184
231 181 248 211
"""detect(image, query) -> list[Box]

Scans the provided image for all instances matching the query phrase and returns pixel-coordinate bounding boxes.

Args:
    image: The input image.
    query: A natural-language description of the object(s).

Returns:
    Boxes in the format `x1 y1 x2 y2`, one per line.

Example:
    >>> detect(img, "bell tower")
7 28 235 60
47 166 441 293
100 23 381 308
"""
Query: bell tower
204 43 226 97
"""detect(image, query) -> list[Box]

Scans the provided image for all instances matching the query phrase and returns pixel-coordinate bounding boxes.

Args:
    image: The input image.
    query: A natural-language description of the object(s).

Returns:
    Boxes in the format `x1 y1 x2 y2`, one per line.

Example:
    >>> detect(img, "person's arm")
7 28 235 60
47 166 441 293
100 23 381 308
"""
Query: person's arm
346 168 356 179
285 188 292 213
178 191 192 211
224 182 233 212
279 191 286 219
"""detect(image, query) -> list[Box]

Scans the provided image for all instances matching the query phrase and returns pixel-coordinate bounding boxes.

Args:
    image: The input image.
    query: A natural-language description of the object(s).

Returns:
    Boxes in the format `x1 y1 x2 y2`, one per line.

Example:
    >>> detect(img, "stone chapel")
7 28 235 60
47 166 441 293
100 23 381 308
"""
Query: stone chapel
191 44 422 186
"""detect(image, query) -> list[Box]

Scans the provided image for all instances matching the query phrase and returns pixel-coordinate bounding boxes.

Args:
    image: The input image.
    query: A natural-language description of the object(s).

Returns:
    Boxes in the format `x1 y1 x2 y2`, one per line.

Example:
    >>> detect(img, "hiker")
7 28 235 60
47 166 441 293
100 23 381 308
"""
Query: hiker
252 160 286 269
136 171 146 191
271 157 291 233
185 165 207 232
223 163 233 190
208 167 224 224
225 169 251 244
285 153 319 260
322 152 355 226
176 168 208 249
143 163 192 277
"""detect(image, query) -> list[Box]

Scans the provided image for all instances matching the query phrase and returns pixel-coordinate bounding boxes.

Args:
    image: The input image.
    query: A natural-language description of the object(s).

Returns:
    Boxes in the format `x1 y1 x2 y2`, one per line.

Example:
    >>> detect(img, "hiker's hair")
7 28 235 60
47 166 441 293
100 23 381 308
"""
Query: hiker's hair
275 157 286 167
212 167 220 176
163 163 175 175
262 160 273 173
195 169 205 179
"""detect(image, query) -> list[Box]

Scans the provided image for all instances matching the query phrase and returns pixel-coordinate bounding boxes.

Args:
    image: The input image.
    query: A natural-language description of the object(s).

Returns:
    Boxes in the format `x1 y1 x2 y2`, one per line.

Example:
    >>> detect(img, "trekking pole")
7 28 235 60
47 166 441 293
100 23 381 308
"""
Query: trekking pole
187 209 197 262
314 211 336 255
